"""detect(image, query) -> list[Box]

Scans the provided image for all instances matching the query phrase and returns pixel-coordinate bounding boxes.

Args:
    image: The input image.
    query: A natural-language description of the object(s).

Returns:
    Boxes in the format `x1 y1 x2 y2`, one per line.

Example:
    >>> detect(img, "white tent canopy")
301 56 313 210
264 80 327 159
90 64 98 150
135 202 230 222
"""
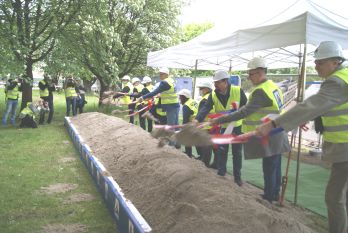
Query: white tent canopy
147 0 348 71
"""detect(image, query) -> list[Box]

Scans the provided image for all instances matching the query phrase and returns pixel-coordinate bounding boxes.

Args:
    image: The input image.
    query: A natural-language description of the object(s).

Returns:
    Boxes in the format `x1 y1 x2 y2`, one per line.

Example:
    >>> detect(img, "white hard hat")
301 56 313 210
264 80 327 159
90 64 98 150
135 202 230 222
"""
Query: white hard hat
197 80 213 90
177 89 191 98
142 76 152 84
121 75 130 81
314 41 345 61
247 57 267 70
159 67 169 75
132 77 140 84
213 70 229 81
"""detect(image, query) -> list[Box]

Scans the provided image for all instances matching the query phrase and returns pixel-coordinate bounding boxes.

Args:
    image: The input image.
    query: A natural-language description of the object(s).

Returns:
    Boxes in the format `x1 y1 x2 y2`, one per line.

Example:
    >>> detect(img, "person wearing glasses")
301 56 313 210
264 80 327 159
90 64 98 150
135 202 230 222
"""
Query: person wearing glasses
256 41 348 233
207 58 290 201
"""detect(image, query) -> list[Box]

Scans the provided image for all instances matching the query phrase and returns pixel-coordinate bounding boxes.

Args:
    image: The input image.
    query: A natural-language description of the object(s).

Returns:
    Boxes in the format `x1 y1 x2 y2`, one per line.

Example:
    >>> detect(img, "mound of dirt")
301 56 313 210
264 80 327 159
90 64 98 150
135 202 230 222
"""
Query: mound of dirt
70 112 317 233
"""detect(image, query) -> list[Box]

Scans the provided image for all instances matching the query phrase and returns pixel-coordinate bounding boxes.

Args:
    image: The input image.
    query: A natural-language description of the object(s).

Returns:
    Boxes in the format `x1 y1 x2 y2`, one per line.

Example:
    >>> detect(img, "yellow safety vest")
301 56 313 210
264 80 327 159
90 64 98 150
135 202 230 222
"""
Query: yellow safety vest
65 87 77 98
39 80 49 97
212 86 242 128
242 80 283 133
20 103 35 118
199 92 215 130
133 84 144 93
321 68 348 143
184 98 198 121
6 85 19 100
121 82 133 104
160 77 178 105
144 84 154 92
155 98 166 116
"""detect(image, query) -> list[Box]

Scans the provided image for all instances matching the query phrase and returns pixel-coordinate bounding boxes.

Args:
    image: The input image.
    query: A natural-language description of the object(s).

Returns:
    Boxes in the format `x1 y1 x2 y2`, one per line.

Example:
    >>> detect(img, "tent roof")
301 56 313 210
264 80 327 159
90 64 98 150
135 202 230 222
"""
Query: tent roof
147 0 348 71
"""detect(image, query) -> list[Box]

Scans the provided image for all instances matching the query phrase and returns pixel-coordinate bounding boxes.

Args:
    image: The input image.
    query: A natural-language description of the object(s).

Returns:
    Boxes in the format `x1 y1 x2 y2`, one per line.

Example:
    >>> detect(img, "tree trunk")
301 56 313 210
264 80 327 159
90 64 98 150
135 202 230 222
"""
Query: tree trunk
83 78 96 93
21 60 34 110
98 77 109 106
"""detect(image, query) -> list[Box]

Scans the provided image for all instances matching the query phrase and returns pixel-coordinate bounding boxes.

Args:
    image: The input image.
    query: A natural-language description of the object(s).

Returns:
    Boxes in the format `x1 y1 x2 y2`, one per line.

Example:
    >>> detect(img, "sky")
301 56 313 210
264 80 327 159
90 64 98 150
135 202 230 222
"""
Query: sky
179 0 347 29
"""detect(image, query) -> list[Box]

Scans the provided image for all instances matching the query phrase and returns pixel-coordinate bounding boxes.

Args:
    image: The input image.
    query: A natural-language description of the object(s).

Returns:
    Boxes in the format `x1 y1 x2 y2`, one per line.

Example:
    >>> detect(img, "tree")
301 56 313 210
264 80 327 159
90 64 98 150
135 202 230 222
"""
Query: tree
0 0 82 108
63 0 183 103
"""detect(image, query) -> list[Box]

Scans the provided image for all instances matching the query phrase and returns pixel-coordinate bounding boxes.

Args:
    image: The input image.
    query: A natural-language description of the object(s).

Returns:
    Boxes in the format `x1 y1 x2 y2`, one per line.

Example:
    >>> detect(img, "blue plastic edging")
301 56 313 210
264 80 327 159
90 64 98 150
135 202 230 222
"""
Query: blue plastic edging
64 117 152 233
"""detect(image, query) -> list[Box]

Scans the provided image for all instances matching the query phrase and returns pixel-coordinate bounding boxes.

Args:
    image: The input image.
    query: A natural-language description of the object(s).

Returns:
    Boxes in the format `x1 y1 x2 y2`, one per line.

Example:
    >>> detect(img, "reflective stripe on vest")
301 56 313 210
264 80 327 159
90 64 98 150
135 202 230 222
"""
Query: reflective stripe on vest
65 87 77 97
322 68 348 143
212 86 242 128
6 85 19 100
122 82 133 104
184 98 198 121
39 80 49 97
242 80 283 133
160 77 178 105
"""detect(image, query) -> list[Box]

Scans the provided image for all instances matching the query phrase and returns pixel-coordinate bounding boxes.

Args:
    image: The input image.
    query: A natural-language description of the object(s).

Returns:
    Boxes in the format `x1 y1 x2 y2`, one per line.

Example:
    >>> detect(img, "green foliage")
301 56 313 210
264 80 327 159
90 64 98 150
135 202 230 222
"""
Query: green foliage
48 0 184 91
178 22 214 43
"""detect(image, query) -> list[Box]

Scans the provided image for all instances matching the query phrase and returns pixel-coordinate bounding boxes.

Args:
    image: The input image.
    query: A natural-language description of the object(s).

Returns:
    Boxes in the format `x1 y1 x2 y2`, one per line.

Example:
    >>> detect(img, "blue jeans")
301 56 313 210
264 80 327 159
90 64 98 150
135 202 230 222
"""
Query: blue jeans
66 97 77 116
163 104 179 126
262 154 282 202
216 126 243 179
2 99 18 125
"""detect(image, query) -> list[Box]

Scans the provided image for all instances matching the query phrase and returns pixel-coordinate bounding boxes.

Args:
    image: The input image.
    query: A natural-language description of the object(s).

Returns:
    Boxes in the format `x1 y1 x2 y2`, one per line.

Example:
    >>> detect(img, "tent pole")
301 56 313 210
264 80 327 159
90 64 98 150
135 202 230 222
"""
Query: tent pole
294 44 307 205
192 60 198 98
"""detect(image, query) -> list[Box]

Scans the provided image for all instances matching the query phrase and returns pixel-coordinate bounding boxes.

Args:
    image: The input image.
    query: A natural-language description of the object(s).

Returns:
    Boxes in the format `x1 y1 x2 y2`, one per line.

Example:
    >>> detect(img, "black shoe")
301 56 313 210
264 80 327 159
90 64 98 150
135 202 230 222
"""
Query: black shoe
234 179 243 187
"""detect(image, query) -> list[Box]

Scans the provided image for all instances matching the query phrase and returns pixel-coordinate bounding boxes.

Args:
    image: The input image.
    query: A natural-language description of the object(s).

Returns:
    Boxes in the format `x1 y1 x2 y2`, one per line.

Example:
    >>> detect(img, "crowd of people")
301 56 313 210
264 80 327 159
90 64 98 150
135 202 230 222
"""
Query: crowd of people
2 40 347 233
1 75 87 128
113 41 348 233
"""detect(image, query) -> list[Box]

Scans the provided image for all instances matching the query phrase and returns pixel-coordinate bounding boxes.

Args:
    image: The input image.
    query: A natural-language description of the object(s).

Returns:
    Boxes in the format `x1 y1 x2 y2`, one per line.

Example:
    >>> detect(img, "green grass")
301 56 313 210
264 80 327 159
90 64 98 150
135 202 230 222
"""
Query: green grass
0 89 117 233
239 157 329 217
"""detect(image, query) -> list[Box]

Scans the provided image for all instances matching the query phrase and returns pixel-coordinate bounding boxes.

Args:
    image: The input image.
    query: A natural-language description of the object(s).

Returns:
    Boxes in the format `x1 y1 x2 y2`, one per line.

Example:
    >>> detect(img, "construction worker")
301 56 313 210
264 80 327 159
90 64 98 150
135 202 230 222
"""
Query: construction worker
127 77 143 124
209 58 290 198
113 75 133 123
64 76 78 116
256 41 348 233
195 80 218 168
138 67 179 128
194 70 247 186
38 74 55 124
2 76 22 126
178 89 198 158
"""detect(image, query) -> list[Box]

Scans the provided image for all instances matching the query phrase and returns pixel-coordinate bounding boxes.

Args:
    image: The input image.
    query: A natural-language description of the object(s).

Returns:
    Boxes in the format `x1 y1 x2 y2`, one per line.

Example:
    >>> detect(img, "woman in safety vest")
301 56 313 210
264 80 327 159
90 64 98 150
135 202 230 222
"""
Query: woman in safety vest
195 80 218 168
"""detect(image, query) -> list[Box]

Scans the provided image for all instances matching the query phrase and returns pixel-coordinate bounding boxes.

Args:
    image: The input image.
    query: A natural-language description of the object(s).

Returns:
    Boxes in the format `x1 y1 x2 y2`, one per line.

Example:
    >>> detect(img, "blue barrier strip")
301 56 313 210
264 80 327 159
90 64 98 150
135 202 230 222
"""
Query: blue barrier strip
64 117 151 233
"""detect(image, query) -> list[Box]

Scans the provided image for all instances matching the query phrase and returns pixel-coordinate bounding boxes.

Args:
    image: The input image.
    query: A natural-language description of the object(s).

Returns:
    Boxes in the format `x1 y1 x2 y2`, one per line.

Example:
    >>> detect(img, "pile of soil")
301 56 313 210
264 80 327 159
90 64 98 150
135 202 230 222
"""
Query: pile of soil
70 112 319 233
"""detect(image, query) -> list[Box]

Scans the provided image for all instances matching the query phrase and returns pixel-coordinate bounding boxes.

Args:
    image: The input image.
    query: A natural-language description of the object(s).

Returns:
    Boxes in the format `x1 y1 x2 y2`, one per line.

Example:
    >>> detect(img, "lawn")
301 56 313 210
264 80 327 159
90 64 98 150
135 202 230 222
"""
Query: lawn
0 89 117 233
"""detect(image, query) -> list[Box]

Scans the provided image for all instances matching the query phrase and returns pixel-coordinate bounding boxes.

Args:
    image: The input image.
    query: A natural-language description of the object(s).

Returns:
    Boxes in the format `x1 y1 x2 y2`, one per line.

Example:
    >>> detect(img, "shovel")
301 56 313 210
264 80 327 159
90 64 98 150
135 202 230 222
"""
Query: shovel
151 123 213 147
